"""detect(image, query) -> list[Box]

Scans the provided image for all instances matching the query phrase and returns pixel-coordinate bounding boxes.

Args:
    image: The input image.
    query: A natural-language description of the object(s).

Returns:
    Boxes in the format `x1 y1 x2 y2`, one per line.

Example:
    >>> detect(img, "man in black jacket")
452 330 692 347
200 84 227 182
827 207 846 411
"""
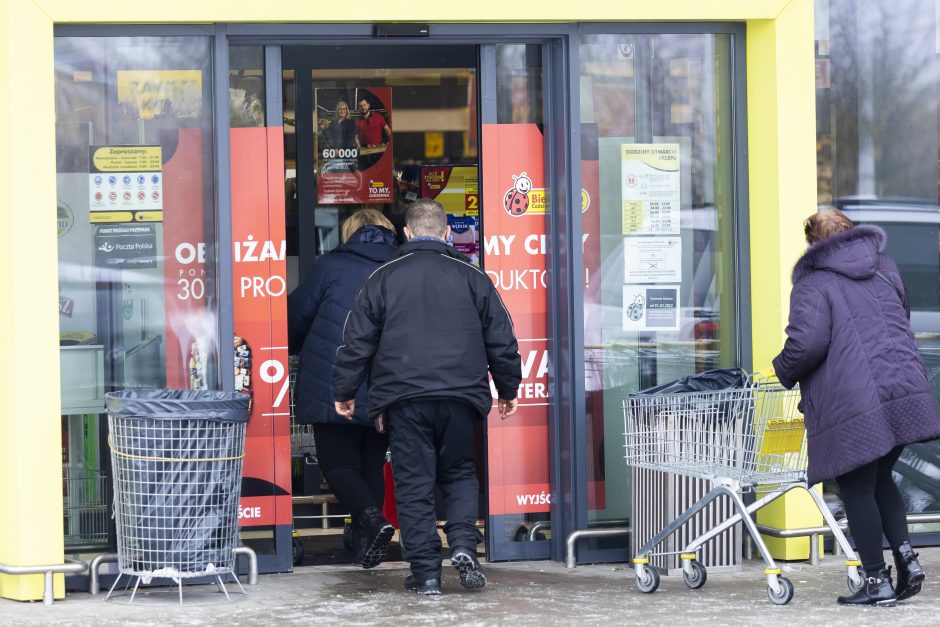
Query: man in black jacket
333 199 521 595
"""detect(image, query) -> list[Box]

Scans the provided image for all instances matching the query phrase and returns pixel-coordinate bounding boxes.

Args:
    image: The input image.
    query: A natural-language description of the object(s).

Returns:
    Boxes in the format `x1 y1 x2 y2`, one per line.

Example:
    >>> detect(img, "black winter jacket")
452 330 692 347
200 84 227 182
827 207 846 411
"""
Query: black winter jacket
288 225 397 425
332 239 521 418
772 225 940 484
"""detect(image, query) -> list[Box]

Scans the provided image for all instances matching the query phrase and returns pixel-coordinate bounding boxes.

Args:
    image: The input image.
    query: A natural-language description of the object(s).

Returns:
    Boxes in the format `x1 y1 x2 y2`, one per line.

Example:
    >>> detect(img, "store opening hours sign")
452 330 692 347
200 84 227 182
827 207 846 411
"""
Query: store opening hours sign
482 123 550 515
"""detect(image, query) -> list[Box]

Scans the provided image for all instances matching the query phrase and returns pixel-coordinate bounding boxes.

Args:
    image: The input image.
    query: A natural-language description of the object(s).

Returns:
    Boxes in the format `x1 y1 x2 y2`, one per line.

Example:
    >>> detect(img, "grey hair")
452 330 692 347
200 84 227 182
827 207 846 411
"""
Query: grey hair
405 199 448 237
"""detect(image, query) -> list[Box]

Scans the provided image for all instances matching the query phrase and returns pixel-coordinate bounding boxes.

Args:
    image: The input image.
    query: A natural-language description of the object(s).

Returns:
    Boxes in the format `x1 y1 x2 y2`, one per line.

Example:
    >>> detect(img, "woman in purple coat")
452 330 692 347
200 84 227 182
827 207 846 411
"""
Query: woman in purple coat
773 208 940 607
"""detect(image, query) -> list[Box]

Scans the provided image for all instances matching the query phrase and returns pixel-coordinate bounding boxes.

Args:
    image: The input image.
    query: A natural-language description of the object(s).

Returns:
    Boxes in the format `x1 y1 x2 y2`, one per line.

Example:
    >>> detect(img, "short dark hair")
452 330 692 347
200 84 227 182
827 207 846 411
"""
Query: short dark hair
406 199 447 237
804 207 854 244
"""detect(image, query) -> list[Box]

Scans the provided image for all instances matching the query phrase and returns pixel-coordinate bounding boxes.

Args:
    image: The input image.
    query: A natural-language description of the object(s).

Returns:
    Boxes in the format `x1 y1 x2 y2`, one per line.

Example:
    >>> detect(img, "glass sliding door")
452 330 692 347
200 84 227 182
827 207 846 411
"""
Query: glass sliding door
578 31 742 554
54 35 221 553
481 43 553 560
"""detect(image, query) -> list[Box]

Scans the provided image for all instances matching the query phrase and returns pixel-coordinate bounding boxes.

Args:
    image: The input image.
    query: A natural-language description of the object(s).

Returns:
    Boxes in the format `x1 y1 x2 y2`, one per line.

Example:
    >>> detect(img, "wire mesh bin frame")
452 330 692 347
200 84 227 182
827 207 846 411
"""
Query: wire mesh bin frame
623 372 864 605
106 391 249 605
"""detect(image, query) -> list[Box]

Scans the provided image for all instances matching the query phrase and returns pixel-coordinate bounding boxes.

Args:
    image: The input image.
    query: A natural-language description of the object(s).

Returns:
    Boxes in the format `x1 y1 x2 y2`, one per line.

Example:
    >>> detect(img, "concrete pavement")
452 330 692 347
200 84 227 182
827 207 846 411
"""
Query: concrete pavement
2 548 938 625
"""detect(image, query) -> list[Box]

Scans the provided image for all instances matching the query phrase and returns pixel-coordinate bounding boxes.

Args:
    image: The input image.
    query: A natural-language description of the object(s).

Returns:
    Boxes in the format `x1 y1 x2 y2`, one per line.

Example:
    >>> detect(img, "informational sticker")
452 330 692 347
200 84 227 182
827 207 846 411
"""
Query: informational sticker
623 284 680 331
93 223 157 269
88 145 163 222
621 143 680 235
623 236 682 283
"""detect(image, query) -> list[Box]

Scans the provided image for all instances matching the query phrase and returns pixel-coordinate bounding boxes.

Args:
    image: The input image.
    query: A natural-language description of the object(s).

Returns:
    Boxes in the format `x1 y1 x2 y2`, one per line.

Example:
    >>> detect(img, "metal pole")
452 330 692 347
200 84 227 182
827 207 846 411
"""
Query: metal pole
564 528 629 569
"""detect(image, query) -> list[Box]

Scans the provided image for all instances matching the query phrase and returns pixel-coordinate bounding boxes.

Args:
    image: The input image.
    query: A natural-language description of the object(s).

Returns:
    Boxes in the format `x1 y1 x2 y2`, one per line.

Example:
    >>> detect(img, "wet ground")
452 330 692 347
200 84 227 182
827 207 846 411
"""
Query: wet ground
3 547 939 625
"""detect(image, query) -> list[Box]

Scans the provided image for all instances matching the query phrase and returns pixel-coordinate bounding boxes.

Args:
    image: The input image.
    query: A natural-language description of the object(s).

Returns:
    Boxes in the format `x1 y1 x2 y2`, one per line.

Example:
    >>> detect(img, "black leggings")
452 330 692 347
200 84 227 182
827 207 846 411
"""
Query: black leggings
313 423 388 519
834 446 909 573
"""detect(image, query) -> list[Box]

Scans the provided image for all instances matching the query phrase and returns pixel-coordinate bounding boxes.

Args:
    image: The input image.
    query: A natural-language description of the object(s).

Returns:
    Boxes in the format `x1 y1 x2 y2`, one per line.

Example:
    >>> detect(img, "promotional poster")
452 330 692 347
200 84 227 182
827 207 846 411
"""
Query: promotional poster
315 87 393 204
482 123 550 516
230 126 293 529
421 165 480 262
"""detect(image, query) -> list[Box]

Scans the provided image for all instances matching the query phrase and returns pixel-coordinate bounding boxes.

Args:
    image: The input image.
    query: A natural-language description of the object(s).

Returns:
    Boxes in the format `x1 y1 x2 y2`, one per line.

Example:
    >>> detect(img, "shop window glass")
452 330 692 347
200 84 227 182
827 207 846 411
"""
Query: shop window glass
579 33 738 529
230 46 266 128
816 0 940 522
55 37 219 551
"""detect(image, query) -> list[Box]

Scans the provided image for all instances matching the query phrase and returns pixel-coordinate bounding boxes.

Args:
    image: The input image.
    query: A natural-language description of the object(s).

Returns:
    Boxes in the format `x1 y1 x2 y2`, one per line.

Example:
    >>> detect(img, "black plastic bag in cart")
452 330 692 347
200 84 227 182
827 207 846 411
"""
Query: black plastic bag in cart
631 368 750 423
633 368 748 396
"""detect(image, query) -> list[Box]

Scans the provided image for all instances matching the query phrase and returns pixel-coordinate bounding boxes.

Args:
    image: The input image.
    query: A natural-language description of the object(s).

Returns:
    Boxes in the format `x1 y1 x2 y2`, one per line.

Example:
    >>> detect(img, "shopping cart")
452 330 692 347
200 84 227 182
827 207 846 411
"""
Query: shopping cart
623 369 863 605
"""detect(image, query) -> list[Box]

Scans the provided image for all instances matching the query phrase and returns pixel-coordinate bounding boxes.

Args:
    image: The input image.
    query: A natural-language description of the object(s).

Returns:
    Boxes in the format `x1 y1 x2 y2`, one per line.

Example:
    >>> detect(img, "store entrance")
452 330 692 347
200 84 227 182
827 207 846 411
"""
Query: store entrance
229 40 553 569
282 44 482 566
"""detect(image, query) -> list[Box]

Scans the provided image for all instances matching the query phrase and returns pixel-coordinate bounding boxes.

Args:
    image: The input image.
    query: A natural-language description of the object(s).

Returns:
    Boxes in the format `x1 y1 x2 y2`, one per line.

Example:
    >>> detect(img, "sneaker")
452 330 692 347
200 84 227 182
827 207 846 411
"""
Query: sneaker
404 575 442 595
451 547 486 590
358 506 395 569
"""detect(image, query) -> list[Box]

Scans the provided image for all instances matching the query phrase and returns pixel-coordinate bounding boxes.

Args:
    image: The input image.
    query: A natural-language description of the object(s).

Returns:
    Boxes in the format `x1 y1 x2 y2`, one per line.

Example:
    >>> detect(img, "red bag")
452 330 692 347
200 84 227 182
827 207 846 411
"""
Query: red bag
381 461 398 528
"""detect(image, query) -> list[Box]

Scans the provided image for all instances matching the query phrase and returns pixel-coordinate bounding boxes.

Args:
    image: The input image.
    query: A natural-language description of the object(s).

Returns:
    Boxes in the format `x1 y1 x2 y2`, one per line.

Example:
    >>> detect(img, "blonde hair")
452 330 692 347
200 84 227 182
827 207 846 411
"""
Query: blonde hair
341 208 394 243
804 207 854 244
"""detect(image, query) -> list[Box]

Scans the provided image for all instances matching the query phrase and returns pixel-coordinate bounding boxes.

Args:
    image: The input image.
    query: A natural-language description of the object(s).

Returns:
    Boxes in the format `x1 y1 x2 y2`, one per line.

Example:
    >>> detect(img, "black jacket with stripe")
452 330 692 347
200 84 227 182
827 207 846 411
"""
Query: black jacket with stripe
332 238 521 418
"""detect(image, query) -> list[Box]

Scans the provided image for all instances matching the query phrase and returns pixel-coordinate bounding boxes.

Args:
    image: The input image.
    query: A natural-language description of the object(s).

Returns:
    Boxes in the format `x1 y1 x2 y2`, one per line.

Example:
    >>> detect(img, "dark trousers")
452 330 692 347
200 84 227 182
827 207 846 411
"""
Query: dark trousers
313 423 388 518
835 445 909 573
388 399 484 580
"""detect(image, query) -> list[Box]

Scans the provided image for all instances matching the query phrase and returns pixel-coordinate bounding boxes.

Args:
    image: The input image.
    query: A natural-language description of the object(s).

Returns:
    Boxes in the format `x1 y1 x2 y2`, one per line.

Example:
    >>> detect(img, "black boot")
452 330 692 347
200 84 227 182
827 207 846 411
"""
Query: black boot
893 541 925 601
358 506 394 569
451 547 486 590
350 517 366 567
404 575 442 595
837 568 897 607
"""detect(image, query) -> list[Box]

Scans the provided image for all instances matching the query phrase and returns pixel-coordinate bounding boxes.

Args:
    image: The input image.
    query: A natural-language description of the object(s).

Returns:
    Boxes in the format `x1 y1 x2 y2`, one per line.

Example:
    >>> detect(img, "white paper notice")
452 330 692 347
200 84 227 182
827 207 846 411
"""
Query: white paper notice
623 236 682 283
621 143 680 235
623 284 680 332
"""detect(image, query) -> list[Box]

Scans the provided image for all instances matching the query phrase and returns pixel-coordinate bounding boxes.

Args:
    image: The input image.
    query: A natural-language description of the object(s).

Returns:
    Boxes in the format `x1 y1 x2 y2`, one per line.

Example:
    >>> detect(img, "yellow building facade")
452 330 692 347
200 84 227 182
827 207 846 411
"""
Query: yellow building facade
0 0 815 601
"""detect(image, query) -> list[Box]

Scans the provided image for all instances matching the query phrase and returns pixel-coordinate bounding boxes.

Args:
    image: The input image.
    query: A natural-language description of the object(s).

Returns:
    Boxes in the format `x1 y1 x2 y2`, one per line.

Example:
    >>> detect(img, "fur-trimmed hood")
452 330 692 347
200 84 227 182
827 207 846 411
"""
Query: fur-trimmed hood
791 224 886 284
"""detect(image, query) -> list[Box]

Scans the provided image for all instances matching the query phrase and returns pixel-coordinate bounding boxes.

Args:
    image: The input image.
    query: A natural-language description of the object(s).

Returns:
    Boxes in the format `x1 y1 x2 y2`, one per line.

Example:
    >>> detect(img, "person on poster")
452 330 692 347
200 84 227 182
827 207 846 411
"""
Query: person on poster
354 96 391 149
288 209 399 569
332 199 521 596
772 207 940 607
321 99 357 150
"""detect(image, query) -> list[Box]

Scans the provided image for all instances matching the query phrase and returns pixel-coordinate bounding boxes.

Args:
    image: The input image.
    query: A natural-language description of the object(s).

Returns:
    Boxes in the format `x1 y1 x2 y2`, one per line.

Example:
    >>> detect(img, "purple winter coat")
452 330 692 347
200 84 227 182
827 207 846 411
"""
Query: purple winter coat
772 225 940 485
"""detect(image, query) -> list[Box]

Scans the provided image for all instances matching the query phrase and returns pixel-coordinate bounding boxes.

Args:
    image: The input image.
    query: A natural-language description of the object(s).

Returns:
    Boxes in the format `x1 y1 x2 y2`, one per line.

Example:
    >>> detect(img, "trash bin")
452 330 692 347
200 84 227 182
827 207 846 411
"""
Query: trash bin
105 389 250 588
628 369 747 574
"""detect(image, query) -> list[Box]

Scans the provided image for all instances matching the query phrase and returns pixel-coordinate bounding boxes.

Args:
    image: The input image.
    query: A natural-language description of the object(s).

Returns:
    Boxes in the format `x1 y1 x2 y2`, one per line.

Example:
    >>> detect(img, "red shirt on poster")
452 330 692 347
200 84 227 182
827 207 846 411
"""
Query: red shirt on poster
356 111 388 147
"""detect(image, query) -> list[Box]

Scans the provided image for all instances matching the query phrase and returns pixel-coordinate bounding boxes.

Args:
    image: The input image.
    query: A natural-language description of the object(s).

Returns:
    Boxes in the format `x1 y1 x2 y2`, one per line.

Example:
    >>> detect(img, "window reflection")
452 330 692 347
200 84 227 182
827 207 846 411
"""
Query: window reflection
816 0 940 518
54 35 219 553
579 33 737 527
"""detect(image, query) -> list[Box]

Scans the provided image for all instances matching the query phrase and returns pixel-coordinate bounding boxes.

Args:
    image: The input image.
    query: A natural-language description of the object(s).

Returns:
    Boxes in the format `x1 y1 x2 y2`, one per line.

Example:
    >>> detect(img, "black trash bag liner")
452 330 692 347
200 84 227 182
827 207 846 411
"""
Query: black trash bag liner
106 388 250 423
631 368 748 396
106 389 250 579
630 368 750 424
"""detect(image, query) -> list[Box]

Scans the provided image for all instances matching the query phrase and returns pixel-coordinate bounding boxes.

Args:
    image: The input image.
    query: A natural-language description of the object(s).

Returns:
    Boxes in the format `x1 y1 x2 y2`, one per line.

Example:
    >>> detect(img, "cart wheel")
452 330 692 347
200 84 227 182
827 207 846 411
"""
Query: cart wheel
635 565 660 593
682 560 707 589
847 574 864 593
343 523 354 551
767 576 794 605
292 537 305 566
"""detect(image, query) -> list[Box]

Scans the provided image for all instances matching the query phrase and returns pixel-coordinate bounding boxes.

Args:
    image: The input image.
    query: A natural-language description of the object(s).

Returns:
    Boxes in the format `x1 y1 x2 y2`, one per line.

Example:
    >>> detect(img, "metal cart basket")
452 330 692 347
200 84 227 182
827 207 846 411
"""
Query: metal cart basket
623 371 864 605
105 389 250 604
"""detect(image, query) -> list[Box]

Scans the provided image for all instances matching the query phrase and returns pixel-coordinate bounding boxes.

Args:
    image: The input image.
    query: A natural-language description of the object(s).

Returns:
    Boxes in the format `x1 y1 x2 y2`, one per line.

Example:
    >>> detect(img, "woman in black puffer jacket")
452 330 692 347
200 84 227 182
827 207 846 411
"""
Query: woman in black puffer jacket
288 209 397 568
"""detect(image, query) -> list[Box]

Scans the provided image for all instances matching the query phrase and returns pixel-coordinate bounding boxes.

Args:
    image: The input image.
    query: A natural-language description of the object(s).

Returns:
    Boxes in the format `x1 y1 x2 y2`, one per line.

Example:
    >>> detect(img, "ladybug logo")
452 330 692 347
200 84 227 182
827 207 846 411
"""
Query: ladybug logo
503 172 532 216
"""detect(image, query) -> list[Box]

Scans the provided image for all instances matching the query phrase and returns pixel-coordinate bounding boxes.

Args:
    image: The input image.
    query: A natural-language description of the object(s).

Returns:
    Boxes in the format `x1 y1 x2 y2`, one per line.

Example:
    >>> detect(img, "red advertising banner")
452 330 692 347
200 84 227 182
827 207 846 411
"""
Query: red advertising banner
316 87 393 204
230 126 293 528
162 128 212 388
482 123 550 515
